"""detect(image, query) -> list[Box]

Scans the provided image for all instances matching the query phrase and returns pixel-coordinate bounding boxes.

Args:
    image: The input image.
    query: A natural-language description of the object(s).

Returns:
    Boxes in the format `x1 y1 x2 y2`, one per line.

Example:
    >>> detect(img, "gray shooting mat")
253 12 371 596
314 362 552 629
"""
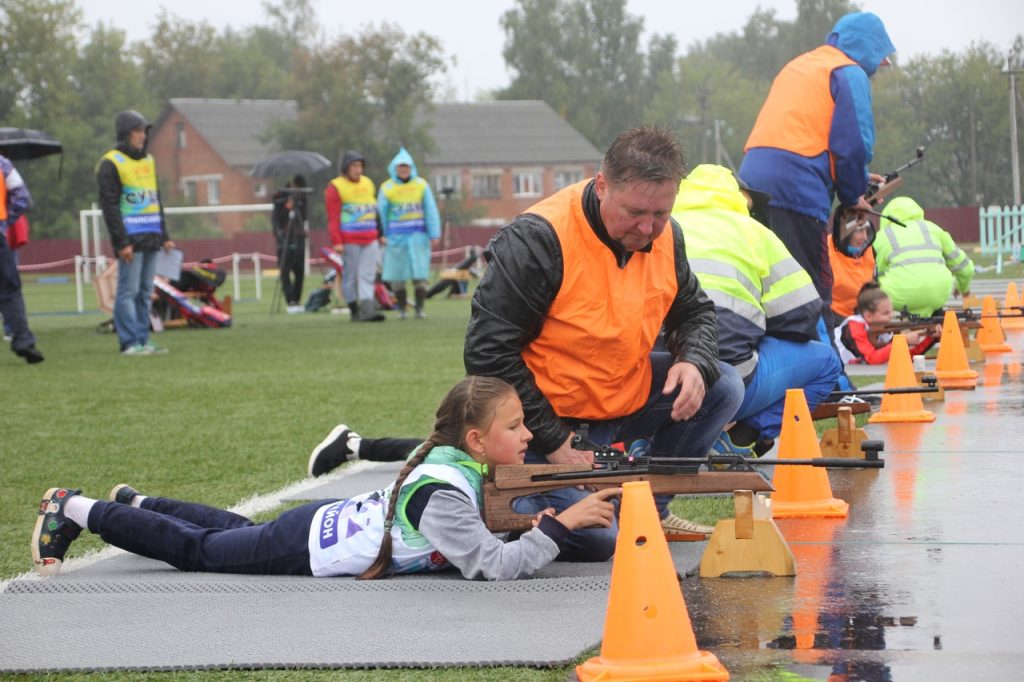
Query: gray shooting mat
283 461 405 502
0 467 707 673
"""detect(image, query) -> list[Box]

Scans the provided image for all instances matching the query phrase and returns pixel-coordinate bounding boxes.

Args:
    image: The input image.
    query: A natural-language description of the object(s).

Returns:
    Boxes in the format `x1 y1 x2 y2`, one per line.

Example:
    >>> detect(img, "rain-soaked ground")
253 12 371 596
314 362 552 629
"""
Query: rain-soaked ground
681 330 1024 681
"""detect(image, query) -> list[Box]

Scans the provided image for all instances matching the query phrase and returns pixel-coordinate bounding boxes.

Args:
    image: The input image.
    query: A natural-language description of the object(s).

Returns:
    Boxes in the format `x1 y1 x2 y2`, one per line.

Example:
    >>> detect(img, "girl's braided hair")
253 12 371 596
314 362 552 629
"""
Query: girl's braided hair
357 376 516 579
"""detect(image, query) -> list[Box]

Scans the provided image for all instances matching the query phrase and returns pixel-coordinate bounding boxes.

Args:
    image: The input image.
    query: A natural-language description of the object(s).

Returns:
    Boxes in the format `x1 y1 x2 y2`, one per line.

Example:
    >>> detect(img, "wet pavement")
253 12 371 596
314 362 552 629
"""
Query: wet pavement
681 331 1024 681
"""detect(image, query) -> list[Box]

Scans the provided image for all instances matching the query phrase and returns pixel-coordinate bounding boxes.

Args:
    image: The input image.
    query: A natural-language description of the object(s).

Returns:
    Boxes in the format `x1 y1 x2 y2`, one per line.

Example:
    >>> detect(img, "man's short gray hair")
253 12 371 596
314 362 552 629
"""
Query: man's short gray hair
601 127 686 187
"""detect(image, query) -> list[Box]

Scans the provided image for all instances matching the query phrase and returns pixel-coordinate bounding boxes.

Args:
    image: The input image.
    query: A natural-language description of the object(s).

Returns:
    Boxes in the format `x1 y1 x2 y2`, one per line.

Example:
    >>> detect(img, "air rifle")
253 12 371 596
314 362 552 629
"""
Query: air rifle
833 147 926 251
482 423 883 532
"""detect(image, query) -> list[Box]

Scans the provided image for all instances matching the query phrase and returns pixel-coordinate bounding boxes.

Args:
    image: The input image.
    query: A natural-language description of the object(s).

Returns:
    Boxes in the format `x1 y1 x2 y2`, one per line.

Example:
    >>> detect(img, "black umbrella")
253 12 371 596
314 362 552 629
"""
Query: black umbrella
0 127 62 161
249 150 331 178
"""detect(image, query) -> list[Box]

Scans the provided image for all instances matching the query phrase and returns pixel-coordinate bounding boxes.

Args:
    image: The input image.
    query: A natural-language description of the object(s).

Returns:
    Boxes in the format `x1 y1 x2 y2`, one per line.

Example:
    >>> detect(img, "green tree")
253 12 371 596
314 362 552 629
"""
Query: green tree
498 0 674 149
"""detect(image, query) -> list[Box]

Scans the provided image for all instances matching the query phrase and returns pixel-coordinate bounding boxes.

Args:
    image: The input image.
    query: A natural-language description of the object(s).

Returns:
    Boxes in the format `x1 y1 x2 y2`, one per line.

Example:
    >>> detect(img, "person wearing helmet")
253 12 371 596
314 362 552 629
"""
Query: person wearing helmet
96 110 175 355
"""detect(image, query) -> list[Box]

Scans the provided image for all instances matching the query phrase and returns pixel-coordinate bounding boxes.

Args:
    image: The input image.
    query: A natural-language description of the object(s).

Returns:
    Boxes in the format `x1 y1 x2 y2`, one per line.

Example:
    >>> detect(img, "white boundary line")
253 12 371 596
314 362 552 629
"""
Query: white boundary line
1 460 383 593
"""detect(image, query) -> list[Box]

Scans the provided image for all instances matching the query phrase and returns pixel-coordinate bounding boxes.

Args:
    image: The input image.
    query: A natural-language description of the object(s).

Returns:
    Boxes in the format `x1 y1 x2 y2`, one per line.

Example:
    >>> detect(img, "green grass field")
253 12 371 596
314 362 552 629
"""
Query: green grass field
1 274 874 681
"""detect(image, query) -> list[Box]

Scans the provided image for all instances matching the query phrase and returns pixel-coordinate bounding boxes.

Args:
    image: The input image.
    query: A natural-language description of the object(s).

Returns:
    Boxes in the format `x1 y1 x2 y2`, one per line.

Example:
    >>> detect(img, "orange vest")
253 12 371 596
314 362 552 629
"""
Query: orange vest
827 234 876 318
745 45 857 164
520 181 679 420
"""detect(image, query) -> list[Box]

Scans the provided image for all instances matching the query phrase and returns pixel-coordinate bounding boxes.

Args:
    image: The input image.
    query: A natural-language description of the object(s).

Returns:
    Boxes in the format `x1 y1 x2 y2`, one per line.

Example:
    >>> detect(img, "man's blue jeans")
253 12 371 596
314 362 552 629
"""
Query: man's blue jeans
514 353 744 562
735 337 842 440
114 249 158 350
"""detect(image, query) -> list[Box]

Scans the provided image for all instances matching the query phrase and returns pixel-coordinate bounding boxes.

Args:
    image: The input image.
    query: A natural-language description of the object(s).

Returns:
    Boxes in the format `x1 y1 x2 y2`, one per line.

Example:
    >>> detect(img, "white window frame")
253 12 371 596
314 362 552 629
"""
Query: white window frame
253 181 268 198
433 172 461 197
554 167 584 191
512 169 543 198
207 178 221 205
471 171 502 199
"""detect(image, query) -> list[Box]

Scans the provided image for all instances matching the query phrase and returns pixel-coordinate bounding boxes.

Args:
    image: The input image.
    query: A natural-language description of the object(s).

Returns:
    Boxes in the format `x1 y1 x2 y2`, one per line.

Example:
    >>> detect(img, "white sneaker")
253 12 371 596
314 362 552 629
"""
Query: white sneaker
307 424 362 477
287 305 305 314
2 334 11 343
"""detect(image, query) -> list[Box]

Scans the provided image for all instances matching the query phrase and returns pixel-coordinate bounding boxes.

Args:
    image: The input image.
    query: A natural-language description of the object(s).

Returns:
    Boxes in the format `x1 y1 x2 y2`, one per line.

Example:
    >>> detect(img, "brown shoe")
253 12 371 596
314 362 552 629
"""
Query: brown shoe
661 511 713 539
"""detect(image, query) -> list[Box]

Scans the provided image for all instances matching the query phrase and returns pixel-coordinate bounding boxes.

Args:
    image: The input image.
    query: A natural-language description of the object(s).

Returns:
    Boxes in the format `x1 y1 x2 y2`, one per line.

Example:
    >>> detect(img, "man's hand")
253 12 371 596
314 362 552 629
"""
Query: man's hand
430 238 440 249
663 361 706 421
332 243 345 254
556 487 621 530
162 240 175 253
851 195 874 212
118 245 133 263
545 433 593 465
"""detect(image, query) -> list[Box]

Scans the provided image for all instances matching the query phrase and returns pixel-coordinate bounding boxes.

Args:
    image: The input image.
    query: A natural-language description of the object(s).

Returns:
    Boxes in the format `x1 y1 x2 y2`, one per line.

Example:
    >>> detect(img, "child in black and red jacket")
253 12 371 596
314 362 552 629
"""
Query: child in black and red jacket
835 282 939 364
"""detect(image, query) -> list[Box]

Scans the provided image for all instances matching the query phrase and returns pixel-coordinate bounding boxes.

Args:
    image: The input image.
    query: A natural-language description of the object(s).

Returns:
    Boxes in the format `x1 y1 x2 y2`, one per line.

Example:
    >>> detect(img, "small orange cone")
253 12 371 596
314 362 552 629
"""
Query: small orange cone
771 389 849 518
934 311 979 389
1003 282 1024 330
576 481 729 681
869 334 936 423
977 295 1012 353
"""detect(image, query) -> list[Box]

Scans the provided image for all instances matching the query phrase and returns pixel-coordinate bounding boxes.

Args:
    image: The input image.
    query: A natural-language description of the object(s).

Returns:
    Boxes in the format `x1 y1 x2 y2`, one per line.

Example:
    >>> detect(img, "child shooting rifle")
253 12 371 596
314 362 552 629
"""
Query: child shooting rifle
32 377 619 581
835 282 939 364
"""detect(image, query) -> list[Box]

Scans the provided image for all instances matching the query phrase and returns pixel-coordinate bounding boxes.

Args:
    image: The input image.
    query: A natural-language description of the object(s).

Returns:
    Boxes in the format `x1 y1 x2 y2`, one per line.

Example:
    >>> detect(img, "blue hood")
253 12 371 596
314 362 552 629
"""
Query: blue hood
387 147 419 183
827 12 895 77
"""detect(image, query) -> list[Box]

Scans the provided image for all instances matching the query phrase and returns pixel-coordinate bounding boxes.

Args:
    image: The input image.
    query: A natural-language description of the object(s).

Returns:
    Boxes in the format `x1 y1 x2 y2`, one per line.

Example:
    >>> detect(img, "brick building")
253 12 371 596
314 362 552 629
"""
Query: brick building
424 101 602 226
149 98 601 235
149 99 298 235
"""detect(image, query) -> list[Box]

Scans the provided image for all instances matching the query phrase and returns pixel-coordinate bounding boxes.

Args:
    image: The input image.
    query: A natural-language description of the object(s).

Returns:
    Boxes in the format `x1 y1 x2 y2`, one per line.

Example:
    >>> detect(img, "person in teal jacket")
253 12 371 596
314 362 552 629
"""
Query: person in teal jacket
377 147 440 319
875 196 974 317
672 164 842 457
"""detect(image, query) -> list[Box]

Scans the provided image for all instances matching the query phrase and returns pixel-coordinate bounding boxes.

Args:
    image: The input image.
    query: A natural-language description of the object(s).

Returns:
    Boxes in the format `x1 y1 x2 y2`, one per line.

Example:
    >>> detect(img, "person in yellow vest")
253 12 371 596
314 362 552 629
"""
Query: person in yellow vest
377 147 440 319
96 110 175 355
739 12 895 327
672 164 841 458
326 150 385 322
875 196 974 317
464 127 745 557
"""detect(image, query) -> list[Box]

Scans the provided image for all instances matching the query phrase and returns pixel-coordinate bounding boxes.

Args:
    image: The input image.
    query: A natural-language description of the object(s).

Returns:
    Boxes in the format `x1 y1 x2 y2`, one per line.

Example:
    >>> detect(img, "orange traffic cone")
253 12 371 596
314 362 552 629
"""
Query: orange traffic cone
977 295 1012 352
576 481 729 681
869 334 936 423
771 389 849 518
934 311 979 389
1003 282 1024 330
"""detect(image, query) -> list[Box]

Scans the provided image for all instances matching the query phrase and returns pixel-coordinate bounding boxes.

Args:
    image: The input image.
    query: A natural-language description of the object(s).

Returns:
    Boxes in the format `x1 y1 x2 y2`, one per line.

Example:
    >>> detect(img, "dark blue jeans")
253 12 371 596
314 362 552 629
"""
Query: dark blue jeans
87 497 334 574
0 231 35 351
514 354 744 562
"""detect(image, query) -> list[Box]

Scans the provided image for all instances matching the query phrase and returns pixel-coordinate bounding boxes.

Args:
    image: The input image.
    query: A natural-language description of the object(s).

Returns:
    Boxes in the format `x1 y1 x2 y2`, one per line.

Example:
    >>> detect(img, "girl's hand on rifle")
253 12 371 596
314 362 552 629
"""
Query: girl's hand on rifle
904 330 924 346
555 487 621 530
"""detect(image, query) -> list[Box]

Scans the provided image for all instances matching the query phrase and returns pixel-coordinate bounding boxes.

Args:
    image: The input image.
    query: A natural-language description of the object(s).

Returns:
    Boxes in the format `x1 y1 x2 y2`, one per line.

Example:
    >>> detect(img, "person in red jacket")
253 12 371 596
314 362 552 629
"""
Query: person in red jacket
835 282 937 364
325 151 385 322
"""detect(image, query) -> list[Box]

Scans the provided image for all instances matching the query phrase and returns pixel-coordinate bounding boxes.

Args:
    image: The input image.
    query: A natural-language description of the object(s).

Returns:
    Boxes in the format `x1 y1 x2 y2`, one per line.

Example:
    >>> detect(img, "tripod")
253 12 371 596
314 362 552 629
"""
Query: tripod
270 187 310 314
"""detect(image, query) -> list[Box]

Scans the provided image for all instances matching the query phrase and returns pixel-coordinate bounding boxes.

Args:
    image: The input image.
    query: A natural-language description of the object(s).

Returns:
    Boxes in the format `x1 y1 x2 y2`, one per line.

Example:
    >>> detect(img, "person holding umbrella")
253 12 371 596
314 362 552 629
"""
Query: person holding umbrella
0 153 43 364
271 175 309 313
96 110 174 355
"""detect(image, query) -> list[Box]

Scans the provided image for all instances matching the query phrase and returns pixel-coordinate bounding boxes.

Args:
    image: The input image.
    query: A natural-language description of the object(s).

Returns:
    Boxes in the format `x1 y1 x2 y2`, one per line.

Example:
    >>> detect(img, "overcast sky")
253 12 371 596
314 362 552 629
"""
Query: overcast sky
79 0 1021 100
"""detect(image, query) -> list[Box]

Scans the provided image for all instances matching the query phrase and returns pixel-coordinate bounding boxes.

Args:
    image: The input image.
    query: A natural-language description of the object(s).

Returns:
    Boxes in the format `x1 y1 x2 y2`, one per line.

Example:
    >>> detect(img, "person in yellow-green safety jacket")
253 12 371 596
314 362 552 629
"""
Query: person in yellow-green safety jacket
875 196 974 317
672 164 842 457
377 147 440 319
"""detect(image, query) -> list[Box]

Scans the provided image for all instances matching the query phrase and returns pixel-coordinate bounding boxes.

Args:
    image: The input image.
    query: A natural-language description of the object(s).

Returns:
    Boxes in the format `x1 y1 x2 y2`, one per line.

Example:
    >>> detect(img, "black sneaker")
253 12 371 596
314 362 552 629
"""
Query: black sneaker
14 346 44 364
307 424 358 477
109 483 140 504
32 488 83 576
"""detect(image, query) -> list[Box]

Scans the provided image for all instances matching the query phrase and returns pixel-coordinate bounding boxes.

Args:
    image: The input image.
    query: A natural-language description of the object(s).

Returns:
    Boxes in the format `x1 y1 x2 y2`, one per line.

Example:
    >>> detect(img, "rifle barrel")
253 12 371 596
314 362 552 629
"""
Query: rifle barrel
827 386 937 398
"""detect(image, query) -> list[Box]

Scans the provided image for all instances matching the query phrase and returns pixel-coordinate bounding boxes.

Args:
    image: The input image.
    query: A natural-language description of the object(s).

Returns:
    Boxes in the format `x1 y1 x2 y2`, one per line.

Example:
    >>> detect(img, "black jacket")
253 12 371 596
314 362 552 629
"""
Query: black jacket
96 144 169 253
464 180 721 456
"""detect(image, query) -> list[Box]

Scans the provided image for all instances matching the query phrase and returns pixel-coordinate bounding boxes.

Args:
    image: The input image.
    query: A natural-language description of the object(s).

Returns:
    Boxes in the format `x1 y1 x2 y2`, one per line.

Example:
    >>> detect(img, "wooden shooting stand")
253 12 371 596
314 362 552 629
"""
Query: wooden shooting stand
483 463 773 533
818 406 870 458
810 401 871 421
699 490 795 577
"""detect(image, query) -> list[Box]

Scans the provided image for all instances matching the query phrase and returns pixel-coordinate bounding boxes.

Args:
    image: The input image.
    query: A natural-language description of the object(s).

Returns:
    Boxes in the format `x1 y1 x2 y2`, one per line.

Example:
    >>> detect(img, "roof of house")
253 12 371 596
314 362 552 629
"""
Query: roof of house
156 98 298 167
425 101 602 167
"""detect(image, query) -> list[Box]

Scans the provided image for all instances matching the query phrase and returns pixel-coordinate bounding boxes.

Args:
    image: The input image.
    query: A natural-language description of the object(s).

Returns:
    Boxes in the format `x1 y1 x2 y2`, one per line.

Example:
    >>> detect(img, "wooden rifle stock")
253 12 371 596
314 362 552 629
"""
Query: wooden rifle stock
482 463 772 532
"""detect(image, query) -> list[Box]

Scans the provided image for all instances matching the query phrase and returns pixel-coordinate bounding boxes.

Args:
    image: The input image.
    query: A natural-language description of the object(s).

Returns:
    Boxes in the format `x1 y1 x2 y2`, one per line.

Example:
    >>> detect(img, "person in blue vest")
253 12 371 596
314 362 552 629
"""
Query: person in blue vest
0 153 43 364
96 110 175 355
377 147 440 319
